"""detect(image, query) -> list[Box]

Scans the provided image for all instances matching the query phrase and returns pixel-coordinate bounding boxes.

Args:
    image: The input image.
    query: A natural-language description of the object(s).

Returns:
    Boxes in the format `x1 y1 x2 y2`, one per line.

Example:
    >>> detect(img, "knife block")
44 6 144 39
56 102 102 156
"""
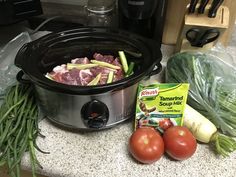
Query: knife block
175 4 230 52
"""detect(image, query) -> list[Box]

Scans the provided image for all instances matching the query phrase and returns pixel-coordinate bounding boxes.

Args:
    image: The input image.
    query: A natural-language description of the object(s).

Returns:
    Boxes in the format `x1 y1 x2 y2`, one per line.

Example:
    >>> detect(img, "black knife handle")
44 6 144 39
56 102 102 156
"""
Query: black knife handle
198 0 210 14
189 0 199 13
208 0 224 18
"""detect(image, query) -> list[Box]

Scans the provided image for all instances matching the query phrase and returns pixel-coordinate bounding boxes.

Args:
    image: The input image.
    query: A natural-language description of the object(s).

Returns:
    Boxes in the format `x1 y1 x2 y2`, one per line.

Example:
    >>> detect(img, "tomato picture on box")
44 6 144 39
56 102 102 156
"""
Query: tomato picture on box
135 83 189 133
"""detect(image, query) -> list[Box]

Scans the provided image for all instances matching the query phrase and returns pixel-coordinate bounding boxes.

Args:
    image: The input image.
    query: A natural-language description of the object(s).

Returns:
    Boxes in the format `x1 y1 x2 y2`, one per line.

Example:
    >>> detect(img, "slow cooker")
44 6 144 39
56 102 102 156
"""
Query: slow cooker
15 27 162 130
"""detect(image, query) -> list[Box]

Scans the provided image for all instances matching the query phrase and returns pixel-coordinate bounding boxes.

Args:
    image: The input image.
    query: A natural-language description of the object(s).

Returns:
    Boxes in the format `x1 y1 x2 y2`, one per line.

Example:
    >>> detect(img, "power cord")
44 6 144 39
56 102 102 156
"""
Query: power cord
29 16 61 35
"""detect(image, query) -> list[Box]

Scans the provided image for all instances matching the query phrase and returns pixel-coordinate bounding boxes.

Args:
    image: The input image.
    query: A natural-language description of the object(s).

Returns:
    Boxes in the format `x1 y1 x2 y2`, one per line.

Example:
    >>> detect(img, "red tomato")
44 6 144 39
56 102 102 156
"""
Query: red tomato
159 118 173 130
129 127 164 164
163 126 197 161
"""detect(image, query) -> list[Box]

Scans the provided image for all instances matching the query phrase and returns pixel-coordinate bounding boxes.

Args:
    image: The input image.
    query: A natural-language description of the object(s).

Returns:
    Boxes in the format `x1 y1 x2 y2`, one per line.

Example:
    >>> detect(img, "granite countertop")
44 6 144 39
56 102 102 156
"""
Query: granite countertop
20 44 236 177
22 119 236 177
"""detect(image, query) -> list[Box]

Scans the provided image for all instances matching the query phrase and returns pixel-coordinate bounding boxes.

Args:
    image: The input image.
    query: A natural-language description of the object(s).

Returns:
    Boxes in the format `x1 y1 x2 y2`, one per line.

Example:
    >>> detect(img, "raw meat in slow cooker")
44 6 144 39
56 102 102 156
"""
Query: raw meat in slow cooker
46 53 126 86
93 53 114 63
71 57 90 64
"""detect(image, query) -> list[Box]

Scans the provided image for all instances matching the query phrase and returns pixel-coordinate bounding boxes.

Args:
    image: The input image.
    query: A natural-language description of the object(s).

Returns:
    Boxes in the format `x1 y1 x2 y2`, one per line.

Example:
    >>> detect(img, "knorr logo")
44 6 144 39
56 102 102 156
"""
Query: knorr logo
140 88 159 98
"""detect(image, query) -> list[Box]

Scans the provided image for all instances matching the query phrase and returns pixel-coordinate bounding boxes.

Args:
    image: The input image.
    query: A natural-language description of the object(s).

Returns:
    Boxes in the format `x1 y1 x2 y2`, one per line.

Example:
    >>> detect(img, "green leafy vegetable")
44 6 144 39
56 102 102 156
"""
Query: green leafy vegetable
166 52 236 136
0 84 48 177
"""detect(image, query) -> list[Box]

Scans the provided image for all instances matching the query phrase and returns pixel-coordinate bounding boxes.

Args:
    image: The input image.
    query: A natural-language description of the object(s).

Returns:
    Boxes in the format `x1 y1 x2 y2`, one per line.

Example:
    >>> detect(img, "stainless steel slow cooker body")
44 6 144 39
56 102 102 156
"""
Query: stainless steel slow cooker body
34 83 138 129
15 27 162 130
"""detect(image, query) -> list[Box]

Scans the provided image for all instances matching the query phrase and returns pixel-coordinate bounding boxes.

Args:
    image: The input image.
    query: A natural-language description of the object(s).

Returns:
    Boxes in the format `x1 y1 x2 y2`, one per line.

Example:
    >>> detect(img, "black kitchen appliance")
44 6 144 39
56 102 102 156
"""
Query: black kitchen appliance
118 0 168 46
0 0 42 25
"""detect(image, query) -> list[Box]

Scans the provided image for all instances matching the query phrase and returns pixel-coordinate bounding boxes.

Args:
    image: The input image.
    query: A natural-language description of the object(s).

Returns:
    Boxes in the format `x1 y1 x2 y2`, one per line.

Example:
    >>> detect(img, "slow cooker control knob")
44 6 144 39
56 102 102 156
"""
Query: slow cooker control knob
81 100 109 129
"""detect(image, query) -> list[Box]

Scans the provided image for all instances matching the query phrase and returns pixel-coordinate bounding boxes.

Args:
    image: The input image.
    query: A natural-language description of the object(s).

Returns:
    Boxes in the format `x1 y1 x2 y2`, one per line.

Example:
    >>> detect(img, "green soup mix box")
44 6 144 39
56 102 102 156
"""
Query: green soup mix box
135 83 189 133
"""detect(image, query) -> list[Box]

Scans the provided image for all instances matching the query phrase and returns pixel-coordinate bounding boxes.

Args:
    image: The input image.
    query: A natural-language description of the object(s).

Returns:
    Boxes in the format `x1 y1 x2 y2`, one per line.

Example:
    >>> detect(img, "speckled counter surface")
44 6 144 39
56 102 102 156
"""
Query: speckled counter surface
20 43 236 177
22 119 236 177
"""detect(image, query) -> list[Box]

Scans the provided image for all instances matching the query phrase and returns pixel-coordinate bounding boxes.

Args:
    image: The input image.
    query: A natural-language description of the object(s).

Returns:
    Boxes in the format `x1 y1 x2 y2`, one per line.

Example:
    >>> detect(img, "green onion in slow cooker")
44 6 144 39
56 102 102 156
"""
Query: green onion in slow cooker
107 71 114 84
67 63 98 70
118 51 129 73
126 62 135 77
90 60 121 70
88 73 102 86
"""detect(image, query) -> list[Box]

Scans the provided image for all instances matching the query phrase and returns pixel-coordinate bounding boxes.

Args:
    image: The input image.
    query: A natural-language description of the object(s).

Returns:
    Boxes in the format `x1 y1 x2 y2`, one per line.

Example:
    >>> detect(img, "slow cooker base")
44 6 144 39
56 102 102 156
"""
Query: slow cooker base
46 115 133 131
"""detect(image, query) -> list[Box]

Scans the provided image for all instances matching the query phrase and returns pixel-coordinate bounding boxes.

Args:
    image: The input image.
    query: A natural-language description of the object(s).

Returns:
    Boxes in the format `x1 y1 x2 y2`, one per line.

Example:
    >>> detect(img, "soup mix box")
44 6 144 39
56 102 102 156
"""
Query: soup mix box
135 83 189 133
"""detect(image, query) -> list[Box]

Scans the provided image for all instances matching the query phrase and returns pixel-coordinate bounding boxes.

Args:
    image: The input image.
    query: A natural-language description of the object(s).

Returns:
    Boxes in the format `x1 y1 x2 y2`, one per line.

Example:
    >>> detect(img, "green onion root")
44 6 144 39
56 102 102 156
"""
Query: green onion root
211 133 236 157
